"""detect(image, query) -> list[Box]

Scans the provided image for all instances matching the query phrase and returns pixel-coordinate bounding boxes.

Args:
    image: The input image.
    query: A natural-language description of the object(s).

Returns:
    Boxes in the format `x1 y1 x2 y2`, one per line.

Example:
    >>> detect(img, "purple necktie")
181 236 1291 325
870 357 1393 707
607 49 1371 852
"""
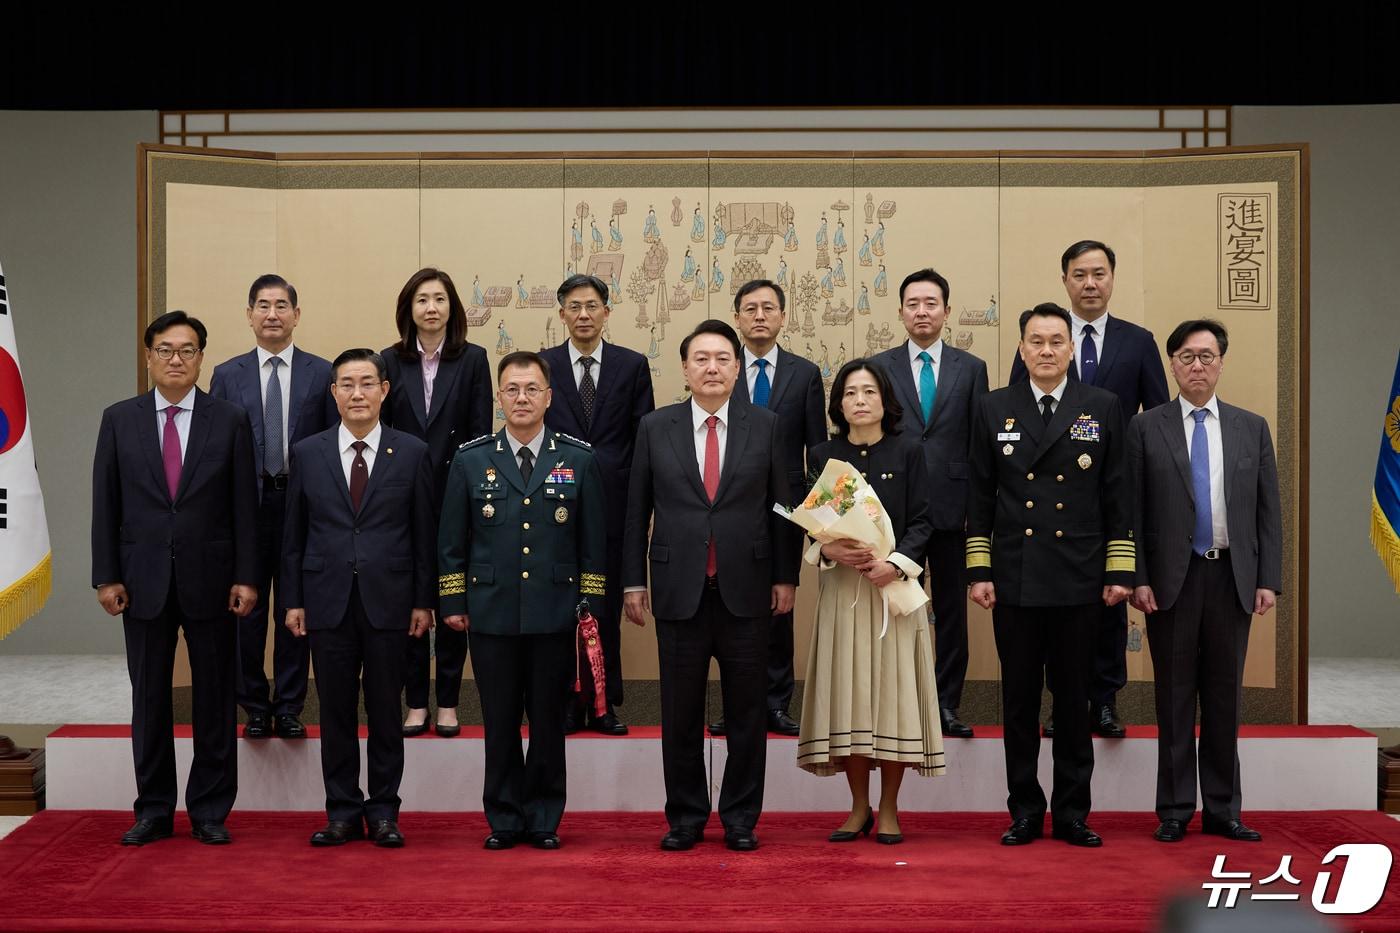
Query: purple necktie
162 407 182 499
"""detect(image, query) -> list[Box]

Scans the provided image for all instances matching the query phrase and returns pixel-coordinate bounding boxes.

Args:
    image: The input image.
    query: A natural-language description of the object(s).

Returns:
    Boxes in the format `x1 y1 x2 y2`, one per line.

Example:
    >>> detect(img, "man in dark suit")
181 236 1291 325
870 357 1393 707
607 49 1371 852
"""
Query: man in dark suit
623 320 798 853
541 273 654 736
209 274 336 741
967 303 1134 848
438 351 608 850
714 278 824 738
1128 319 1281 844
872 268 989 738
282 348 435 848
92 310 258 846
381 267 493 738
1010 240 1169 738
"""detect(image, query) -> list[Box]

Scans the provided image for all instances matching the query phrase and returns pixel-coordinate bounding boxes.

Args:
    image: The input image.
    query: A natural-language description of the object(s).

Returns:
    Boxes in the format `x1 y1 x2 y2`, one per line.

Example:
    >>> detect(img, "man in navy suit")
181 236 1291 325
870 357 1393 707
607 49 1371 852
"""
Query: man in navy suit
871 268 989 738
283 348 436 848
1009 241 1169 737
210 274 336 741
92 310 259 846
718 278 824 737
540 273 654 735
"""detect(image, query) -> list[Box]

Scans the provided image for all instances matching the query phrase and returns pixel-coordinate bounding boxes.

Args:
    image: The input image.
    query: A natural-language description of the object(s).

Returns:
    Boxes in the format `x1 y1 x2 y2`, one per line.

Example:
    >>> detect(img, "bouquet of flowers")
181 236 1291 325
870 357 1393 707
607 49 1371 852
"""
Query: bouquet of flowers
776 458 928 634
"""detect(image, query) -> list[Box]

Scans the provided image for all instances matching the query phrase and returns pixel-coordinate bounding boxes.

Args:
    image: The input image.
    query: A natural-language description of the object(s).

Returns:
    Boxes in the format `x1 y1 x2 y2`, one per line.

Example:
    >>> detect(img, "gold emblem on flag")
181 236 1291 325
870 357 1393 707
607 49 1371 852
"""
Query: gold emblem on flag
555 506 569 524
1078 453 1092 470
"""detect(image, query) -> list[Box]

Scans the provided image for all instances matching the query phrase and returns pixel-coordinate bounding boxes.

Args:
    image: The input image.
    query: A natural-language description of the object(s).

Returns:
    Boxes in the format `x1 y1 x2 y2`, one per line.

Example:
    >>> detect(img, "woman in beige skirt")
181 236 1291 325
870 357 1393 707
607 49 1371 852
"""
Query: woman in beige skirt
797 360 946 844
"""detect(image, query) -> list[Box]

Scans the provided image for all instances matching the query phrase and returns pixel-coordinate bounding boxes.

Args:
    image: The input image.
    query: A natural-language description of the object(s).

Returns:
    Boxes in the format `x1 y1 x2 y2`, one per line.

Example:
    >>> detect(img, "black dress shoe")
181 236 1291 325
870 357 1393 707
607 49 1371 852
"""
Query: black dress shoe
120 817 173 846
1042 718 1054 738
1154 819 1186 843
434 721 461 738
940 708 975 738
484 831 519 850
1052 819 1103 847
1000 818 1043 846
563 704 582 736
589 712 630 736
310 820 364 846
273 715 306 739
370 819 405 848
708 717 726 736
191 822 232 845
660 828 702 851
530 832 561 850
1093 704 1126 738
243 714 271 739
1202 818 1262 842
725 831 759 851
829 809 874 842
401 719 430 738
767 710 800 736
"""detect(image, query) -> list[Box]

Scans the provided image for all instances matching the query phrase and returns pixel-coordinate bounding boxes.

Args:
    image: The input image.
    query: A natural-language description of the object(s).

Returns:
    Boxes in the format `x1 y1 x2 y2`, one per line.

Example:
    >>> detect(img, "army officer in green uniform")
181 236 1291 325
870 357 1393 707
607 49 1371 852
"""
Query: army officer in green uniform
438 350 606 851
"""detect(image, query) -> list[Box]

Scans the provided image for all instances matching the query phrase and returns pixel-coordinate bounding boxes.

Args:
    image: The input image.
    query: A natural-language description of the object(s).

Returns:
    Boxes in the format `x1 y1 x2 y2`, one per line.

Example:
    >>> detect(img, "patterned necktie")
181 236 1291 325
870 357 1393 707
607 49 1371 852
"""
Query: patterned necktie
1080 324 1098 386
162 407 182 500
1191 409 1213 555
753 358 771 407
349 440 368 512
917 350 936 423
264 356 284 476
1040 394 1054 425
579 356 597 431
518 445 535 484
703 415 719 576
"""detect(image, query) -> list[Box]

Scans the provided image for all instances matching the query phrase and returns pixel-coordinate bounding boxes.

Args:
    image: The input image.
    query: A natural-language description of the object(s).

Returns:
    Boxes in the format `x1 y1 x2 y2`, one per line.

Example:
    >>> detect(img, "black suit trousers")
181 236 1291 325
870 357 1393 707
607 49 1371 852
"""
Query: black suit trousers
470 629 574 834
123 579 237 825
1146 551 1251 824
1044 600 1127 708
404 621 468 710
924 529 970 711
656 588 768 834
309 580 406 824
237 482 311 717
992 602 1097 825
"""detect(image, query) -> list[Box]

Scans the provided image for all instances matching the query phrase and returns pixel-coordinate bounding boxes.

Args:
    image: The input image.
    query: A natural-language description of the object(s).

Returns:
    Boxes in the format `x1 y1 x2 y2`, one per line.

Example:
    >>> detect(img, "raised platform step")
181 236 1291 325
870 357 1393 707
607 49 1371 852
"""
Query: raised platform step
45 724 1377 812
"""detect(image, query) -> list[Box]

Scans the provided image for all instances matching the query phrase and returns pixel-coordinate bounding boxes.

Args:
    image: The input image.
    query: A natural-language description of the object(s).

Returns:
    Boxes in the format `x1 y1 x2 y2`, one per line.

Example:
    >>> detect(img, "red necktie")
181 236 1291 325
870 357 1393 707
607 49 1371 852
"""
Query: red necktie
350 440 368 512
162 407 182 500
703 415 719 576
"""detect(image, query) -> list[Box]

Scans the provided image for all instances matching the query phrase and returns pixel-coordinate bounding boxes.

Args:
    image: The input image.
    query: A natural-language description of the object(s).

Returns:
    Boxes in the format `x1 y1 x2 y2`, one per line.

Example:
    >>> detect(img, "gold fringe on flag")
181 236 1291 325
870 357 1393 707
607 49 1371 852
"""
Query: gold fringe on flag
1371 491 1400 596
0 552 52 640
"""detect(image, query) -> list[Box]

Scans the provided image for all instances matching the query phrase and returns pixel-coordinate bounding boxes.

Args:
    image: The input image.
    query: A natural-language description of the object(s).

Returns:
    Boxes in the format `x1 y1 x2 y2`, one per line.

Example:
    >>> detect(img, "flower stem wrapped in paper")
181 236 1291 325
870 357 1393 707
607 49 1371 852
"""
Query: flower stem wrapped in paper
774 458 928 637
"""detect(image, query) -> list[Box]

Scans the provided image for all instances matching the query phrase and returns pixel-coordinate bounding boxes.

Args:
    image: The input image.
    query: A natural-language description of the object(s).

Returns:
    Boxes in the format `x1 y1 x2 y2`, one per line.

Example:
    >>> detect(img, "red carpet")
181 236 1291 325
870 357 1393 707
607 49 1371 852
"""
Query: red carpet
2 810 1399 931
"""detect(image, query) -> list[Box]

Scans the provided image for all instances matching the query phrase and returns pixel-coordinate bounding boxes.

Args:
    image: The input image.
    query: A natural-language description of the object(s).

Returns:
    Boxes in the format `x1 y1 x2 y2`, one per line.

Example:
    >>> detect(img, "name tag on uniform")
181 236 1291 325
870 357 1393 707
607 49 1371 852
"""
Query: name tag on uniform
1069 415 1101 442
997 432 1021 441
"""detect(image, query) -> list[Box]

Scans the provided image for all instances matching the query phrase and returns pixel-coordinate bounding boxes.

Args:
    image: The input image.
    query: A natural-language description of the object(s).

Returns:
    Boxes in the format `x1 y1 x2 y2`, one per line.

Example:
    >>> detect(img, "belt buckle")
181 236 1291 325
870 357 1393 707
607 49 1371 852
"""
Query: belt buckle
1204 548 1222 560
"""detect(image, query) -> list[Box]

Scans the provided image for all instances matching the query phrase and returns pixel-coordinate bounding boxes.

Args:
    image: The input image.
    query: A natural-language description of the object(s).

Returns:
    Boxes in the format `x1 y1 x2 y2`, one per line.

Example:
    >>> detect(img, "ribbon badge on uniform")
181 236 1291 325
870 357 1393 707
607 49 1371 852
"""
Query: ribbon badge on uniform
548 466 576 484
1069 414 1101 443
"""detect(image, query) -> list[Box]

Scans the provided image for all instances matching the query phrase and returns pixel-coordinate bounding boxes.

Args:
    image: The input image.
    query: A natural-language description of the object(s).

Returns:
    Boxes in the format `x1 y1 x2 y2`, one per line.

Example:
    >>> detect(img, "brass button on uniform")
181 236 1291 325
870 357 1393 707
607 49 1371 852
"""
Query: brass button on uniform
1025 500 1034 509
522 546 530 555
1056 474 1065 482
1026 472 1035 481
1055 530 1064 538
523 497 531 505
860 450 868 457
1056 502 1064 510
521 571 529 579
471 576 478 583
1025 528 1034 536
522 522 530 530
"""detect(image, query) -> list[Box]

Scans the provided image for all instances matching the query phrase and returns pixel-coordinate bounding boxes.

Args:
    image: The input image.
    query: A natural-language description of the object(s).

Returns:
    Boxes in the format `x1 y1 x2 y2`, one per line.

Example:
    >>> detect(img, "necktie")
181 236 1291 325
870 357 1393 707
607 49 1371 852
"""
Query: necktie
1190 409 1213 555
349 440 368 512
1040 394 1054 425
162 407 182 500
753 358 771 408
579 356 597 430
264 357 284 476
518 445 535 484
917 350 936 423
1080 323 1098 386
703 415 719 576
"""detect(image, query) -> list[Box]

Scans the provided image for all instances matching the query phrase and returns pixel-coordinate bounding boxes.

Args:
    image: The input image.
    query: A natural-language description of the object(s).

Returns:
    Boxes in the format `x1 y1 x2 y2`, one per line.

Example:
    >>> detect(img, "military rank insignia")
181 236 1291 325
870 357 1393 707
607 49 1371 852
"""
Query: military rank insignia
485 467 497 483
1004 417 1015 431
1069 414 1101 442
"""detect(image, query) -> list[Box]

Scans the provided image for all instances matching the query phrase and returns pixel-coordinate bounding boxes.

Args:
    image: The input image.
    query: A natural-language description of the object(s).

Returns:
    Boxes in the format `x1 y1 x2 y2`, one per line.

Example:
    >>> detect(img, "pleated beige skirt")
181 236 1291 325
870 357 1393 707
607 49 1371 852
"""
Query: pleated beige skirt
797 564 947 777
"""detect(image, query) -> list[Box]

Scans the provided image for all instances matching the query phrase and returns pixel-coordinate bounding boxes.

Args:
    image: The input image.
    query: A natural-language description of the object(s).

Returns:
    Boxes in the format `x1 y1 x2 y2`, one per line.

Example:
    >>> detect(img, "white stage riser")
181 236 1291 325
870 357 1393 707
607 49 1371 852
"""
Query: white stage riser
45 734 1376 812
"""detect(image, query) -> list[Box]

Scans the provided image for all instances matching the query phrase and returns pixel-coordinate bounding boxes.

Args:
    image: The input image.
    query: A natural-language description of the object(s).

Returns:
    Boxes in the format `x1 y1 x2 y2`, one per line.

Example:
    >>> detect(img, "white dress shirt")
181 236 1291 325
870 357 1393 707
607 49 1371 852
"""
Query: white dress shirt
1070 310 1108 381
743 344 779 400
154 386 197 461
338 422 382 488
906 338 942 409
568 340 603 389
1029 376 1068 416
504 426 546 468
1180 394 1229 549
256 344 295 467
417 337 441 413
690 398 730 477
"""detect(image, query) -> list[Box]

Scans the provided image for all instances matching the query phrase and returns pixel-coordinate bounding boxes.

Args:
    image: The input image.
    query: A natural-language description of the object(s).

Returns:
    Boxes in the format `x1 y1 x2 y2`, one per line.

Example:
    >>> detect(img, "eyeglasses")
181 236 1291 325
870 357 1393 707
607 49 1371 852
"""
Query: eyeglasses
1174 351 1219 366
564 302 604 314
737 305 781 318
501 385 546 400
152 346 199 361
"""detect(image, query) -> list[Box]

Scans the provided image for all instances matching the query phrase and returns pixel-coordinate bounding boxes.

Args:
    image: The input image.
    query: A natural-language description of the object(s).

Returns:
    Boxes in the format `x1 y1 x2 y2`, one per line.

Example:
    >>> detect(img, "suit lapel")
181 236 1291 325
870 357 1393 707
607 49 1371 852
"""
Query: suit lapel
1088 316 1123 387
667 406 709 504
712 403 749 506
398 359 429 432
929 348 960 426
238 353 265 453
1030 381 1080 466
319 431 357 514
426 354 459 427
551 345 589 433
1010 383 1044 450
592 343 622 419
1219 403 1240 510
887 343 924 429
1156 401 1194 502
287 348 314 442
356 427 399 514
137 393 170 501
173 392 213 503
766 348 795 411
490 432 527 495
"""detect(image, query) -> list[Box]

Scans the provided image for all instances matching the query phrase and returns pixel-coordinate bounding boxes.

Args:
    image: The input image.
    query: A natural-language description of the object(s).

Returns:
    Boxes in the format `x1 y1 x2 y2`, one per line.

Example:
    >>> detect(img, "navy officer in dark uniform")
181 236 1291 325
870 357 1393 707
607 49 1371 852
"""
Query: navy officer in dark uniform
966 302 1134 849
438 350 607 851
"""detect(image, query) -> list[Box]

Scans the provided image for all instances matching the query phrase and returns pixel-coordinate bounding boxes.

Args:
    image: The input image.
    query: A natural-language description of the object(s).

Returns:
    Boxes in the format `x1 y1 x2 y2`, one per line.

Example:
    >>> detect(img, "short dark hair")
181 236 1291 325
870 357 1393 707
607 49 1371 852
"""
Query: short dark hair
247 274 297 308
1018 302 1073 338
497 350 551 383
393 268 469 362
732 278 786 313
1061 240 1116 274
828 359 902 437
145 310 207 350
679 319 743 361
1165 319 1229 357
331 348 387 382
557 273 608 307
898 268 950 306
